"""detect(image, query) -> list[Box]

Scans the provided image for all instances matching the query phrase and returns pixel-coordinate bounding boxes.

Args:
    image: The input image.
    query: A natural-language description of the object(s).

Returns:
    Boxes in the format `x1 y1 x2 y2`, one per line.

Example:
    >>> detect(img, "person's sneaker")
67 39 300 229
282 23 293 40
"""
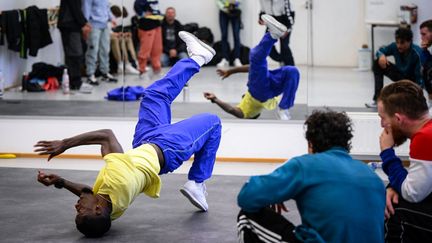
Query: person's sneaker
233 58 243 67
87 74 99 86
180 180 208 211
151 71 164 80
125 63 140 75
365 101 377 108
178 31 215 65
79 83 93 94
101 73 118 83
277 108 292 120
261 14 289 39
217 58 229 69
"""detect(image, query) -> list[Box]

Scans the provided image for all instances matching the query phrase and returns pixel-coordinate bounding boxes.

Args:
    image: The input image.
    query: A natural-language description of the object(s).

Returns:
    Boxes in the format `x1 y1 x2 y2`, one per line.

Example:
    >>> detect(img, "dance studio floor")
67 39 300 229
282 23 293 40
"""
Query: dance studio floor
0 166 300 243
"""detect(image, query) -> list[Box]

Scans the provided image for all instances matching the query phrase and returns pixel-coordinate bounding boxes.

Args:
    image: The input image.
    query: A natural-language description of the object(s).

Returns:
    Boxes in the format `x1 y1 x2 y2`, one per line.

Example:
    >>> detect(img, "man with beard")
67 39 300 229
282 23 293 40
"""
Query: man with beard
378 80 432 242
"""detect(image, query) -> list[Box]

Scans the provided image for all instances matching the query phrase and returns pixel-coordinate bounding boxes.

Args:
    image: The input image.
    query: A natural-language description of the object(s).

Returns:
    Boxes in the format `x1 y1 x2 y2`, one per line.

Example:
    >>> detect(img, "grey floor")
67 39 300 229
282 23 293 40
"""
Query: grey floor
0 65 379 120
0 167 300 243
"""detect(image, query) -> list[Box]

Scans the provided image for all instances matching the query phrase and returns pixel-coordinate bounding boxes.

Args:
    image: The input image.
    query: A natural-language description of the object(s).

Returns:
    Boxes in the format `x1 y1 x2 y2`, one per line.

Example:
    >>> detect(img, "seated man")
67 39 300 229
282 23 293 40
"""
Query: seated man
35 31 220 238
204 15 299 120
420 20 432 105
365 27 422 108
110 5 140 74
377 80 432 242
237 109 385 242
161 7 188 67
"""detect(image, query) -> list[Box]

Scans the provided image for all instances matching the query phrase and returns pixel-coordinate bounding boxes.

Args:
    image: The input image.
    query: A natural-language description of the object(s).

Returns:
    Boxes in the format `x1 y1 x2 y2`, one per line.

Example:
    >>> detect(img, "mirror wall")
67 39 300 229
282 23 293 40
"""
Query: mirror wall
306 0 431 112
3 0 431 119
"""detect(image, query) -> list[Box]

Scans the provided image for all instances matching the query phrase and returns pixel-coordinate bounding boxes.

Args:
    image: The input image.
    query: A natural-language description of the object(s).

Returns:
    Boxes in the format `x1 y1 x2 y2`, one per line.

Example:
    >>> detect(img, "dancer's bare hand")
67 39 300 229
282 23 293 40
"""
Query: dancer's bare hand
270 203 288 214
37 170 62 186
34 140 66 161
385 187 399 219
216 69 231 80
203 92 216 102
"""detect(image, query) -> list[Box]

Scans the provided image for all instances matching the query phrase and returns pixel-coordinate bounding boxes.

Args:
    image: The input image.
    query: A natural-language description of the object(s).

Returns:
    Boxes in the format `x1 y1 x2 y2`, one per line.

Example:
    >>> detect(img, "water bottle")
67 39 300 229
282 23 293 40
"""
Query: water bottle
0 70 4 99
368 162 383 171
62 68 70 94
183 84 190 102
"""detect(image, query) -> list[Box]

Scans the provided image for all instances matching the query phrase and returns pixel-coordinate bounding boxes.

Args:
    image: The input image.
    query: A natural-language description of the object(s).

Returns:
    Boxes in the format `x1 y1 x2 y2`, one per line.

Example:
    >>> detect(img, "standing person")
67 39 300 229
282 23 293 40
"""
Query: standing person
420 20 432 104
237 109 385 243
160 7 188 67
216 0 243 68
83 0 117 85
259 0 295 66
134 0 163 78
365 28 422 108
377 80 432 242
57 0 91 90
204 15 299 120
35 31 220 238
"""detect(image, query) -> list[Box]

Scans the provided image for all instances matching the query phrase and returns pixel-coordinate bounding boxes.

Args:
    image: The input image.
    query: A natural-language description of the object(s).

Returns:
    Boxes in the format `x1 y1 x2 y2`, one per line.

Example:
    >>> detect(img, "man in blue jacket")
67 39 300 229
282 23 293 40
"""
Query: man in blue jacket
237 109 385 243
366 27 422 108
420 20 432 104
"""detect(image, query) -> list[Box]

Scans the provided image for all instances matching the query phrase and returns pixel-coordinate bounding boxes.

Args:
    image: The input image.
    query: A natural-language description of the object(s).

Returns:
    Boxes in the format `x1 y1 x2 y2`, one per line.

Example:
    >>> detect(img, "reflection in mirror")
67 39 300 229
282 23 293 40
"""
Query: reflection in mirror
0 0 309 121
0 0 128 116
306 0 430 115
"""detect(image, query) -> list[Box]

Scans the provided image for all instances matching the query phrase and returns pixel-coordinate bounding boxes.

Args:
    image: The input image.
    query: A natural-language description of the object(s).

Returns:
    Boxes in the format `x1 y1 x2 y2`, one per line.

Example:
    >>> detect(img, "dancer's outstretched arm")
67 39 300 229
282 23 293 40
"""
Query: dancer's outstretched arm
204 92 244 118
34 129 124 161
216 65 249 80
37 170 92 196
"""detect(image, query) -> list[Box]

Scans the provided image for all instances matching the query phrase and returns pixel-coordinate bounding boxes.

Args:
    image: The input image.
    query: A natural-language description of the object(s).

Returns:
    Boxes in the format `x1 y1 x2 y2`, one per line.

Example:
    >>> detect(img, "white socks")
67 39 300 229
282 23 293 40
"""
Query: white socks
191 55 206 67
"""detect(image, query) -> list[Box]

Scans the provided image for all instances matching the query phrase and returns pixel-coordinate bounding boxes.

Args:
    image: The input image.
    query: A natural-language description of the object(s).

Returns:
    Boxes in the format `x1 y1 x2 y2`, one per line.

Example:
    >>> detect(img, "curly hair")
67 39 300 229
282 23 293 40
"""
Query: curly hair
305 109 353 153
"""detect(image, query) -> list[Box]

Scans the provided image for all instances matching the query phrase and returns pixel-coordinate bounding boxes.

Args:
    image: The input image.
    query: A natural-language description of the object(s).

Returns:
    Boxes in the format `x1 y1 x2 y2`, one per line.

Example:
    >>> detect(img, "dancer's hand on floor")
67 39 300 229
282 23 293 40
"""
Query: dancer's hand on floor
203 92 217 103
37 170 62 187
216 69 231 80
34 140 66 161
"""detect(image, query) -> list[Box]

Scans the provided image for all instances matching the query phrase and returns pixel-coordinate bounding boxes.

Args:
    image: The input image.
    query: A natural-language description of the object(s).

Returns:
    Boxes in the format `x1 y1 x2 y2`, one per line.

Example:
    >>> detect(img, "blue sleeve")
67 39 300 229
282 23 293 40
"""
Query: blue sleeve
376 43 396 59
380 148 408 194
237 158 304 212
82 0 92 21
421 49 432 64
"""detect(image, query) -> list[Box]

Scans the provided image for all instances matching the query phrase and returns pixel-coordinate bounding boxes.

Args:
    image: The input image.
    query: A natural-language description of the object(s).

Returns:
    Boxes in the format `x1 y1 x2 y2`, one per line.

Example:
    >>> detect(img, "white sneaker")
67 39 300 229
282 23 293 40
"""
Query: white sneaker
365 101 377 108
277 108 291 120
125 63 140 75
233 58 243 67
151 71 164 80
118 61 124 73
180 180 208 211
79 83 93 94
178 31 215 65
217 58 229 69
87 74 99 86
261 14 289 39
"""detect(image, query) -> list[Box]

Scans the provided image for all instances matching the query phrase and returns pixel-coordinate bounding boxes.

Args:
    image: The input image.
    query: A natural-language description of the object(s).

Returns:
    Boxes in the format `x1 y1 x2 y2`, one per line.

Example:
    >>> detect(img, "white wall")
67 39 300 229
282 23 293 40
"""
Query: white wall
0 113 409 159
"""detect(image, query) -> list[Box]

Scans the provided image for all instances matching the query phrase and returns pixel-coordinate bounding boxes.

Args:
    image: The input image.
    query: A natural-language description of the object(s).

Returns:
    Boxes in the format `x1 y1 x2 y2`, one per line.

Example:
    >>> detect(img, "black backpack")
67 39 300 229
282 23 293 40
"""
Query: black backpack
195 27 214 45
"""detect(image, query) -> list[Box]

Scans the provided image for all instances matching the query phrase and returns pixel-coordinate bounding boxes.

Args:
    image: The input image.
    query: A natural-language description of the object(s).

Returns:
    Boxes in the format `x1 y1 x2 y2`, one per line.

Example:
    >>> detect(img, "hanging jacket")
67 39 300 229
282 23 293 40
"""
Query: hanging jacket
26 6 53 57
0 10 23 52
